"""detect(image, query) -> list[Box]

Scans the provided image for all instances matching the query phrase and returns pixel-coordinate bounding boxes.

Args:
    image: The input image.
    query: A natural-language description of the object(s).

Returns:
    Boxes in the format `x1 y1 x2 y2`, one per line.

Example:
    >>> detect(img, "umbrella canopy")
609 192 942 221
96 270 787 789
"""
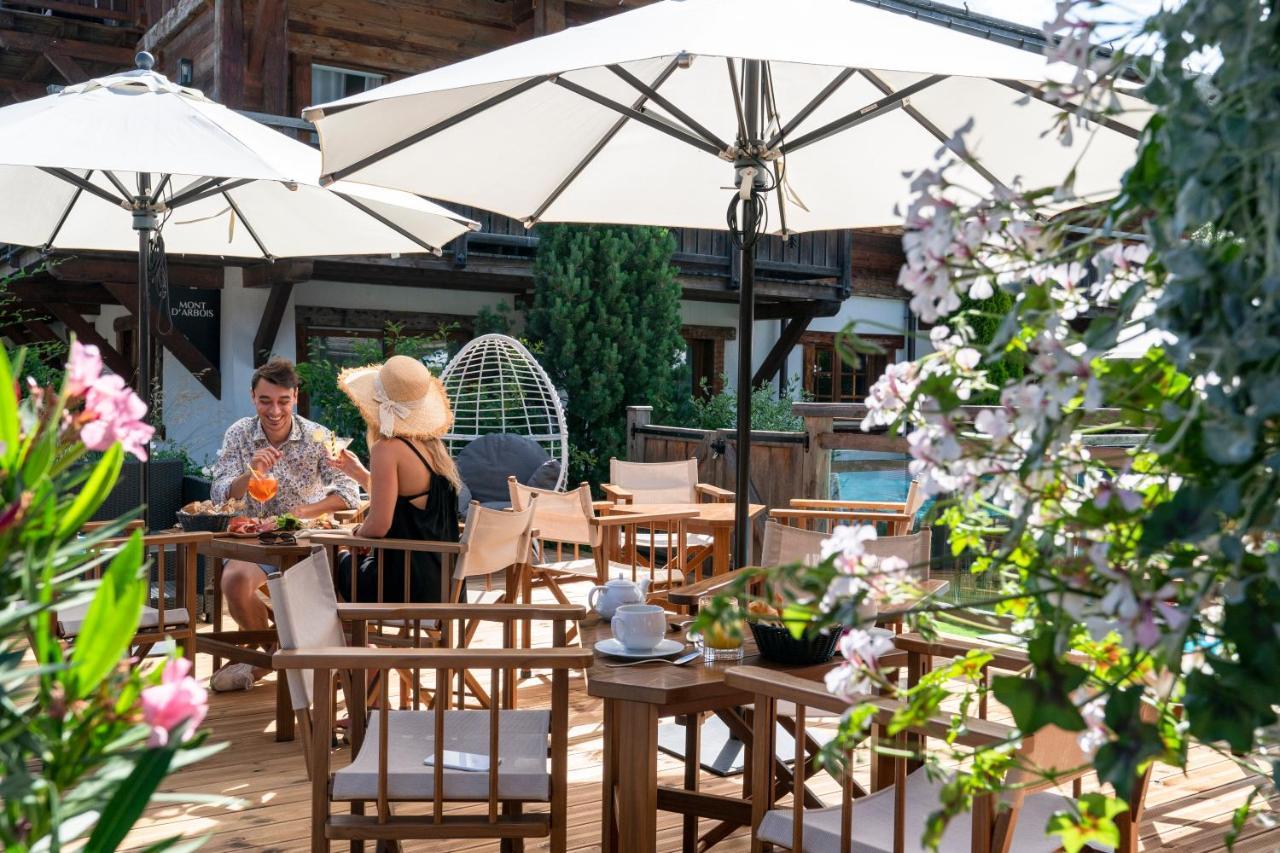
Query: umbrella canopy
305 0 1147 566
305 0 1148 232
0 63 477 258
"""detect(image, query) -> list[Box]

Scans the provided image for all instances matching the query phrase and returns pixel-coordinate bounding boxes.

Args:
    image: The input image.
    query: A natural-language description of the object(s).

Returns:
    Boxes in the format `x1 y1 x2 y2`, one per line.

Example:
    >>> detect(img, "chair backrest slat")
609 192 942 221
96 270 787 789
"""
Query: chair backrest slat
509 478 596 548
609 458 698 503
455 500 536 581
760 520 828 567
862 529 932 576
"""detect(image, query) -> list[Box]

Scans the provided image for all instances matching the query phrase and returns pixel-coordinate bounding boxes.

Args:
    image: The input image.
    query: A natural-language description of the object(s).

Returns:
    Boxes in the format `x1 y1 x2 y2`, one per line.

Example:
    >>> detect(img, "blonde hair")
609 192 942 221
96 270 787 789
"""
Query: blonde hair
366 427 463 493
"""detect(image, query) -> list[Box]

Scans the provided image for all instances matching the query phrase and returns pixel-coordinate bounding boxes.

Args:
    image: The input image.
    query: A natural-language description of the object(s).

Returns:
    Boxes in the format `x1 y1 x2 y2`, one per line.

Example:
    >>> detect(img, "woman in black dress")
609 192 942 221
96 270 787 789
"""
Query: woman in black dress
330 355 462 603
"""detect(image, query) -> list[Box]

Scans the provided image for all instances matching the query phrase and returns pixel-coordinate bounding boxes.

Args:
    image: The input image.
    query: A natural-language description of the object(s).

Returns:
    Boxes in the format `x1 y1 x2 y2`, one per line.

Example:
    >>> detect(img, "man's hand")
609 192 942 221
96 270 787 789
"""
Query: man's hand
251 446 282 473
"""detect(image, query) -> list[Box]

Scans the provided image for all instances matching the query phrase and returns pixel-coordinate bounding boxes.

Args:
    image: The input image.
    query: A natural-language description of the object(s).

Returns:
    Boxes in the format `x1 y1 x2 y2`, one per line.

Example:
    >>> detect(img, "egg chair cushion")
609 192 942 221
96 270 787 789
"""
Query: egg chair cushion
456 434 556 508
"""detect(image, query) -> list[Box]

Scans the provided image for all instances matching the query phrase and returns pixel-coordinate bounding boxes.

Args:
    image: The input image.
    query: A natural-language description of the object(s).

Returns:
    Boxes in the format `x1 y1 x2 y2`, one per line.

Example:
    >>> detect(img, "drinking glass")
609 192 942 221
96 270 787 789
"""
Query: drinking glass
248 476 278 504
692 597 744 662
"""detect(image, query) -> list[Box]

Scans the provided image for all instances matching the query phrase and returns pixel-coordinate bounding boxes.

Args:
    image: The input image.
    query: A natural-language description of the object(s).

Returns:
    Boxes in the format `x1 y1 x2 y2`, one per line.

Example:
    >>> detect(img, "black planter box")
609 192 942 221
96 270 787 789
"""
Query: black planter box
182 475 212 505
89 457 184 531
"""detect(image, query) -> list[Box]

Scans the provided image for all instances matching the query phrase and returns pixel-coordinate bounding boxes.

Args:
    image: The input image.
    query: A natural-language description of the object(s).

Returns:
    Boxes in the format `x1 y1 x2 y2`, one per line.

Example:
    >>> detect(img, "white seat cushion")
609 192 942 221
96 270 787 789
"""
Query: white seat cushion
57 604 190 639
632 531 714 551
757 767 1096 853
332 709 551 802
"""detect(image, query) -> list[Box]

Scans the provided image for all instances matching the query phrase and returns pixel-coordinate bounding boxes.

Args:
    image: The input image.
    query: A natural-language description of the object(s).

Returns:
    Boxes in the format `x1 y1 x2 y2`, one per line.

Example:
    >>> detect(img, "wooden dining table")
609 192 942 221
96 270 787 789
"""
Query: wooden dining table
611 501 766 578
197 533 314 742
587 577 951 852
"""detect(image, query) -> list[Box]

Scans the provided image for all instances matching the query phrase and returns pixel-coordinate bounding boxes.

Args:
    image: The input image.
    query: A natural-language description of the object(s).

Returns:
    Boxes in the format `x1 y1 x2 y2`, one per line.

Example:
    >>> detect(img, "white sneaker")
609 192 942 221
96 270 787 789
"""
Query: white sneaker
210 662 258 693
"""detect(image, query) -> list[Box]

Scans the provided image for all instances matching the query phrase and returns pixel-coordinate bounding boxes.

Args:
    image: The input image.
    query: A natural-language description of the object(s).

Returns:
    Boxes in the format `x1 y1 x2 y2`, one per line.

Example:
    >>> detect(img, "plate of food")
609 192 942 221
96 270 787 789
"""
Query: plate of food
226 516 278 538
177 499 247 532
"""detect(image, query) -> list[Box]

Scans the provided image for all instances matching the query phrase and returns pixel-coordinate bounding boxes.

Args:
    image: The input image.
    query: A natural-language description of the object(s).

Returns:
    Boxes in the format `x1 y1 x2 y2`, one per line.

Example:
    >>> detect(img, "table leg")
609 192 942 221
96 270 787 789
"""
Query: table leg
614 700 658 853
713 528 730 577
683 713 702 853
602 699 618 853
211 556 224 673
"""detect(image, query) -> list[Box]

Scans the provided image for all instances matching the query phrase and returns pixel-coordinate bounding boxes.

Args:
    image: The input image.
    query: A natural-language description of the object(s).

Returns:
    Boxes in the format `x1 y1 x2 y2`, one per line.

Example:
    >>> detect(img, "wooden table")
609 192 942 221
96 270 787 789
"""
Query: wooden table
197 535 313 742
612 502 766 578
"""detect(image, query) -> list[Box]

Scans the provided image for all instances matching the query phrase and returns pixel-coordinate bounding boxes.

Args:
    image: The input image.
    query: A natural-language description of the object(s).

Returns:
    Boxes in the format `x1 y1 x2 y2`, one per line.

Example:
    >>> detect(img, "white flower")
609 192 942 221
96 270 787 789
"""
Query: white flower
820 524 878 561
1076 693 1108 757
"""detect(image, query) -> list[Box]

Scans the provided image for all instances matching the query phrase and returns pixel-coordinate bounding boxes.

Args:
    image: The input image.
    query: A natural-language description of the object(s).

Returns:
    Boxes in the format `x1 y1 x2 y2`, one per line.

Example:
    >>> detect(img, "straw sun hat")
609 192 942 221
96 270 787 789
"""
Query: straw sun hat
338 355 453 439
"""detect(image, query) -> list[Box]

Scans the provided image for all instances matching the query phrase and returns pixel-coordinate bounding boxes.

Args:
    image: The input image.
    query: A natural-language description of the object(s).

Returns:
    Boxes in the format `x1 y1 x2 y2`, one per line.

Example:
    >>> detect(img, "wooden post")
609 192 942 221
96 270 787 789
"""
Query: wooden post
803 414 832 499
626 405 652 462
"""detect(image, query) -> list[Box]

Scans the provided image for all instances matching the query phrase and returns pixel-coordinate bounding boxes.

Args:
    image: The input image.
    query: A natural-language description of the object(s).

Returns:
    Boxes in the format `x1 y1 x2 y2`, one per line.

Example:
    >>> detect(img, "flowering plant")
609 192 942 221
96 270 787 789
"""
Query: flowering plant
0 339 220 850
699 0 1279 848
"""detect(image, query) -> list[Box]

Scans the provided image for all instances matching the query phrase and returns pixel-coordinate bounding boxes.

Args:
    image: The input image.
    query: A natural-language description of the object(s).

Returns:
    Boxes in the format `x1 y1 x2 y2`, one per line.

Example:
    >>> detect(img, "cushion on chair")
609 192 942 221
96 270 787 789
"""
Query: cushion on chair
57 604 190 639
332 709 552 802
526 458 562 491
757 767 1093 853
455 434 553 507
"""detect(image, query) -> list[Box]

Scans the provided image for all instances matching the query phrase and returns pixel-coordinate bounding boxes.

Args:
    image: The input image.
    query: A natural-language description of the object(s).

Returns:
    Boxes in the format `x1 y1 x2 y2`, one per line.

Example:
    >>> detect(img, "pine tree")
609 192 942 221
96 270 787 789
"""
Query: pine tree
525 224 688 486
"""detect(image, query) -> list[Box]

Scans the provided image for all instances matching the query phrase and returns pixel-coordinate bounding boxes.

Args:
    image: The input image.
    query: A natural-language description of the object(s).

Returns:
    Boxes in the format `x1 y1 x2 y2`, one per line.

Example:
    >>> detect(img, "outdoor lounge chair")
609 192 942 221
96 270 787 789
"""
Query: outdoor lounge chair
455 432 561 510
727 634 1153 853
603 457 733 505
776 480 925 537
268 546 590 852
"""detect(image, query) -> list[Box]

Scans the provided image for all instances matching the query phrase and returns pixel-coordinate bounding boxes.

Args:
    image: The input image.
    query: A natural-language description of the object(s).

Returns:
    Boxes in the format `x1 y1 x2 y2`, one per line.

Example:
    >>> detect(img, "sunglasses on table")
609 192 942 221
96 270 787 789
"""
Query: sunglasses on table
258 531 297 546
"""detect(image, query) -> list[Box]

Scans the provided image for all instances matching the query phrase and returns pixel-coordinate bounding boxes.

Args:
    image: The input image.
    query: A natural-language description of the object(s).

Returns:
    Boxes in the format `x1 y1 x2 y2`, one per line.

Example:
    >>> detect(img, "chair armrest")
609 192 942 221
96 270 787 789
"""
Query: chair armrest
274 646 595 671
893 632 1033 672
337 602 586 623
309 532 466 554
791 498 908 513
591 500 616 513
696 483 735 502
770 508 913 526
724 666 1015 747
590 508 699 528
667 566 763 607
600 484 634 503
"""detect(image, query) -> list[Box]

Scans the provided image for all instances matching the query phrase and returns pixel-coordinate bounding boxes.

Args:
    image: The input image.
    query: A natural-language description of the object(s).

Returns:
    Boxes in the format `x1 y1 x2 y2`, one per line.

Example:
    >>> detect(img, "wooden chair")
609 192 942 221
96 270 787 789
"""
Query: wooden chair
602 457 733 505
268 548 591 852
509 477 692 604
777 481 925 538
728 634 1153 853
57 529 210 663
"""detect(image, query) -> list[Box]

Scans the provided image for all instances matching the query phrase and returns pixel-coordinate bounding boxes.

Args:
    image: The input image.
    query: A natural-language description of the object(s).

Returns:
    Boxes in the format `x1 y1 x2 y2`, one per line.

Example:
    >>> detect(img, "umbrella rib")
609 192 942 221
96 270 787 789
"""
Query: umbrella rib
606 63 730 153
325 75 553 184
102 170 134 201
726 58 748 145
552 76 721 158
765 67 856 151
526 58 681 226
859 69 1011 195
38 167 128 208
997 79 1141 140
221 190 272 259
43 170 88 249
168 178 254 210
153 173 174 200
333 191 444 256
781 74 947 155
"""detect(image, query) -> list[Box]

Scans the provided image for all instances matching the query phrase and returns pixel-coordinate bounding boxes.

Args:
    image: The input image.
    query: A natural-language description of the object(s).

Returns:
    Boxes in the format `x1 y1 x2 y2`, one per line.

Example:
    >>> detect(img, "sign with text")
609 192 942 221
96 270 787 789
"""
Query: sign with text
169 287 221 368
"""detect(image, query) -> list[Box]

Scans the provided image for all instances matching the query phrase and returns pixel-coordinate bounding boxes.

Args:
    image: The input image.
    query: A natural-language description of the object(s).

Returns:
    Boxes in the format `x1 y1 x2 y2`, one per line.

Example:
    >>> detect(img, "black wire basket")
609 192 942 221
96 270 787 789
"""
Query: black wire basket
175 510 234 533
749 621 840 666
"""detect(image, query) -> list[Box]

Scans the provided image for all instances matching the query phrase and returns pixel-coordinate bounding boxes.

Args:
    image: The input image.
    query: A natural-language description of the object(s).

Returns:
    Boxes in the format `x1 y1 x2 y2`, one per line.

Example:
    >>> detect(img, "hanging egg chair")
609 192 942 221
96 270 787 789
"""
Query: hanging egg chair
440 334 569 492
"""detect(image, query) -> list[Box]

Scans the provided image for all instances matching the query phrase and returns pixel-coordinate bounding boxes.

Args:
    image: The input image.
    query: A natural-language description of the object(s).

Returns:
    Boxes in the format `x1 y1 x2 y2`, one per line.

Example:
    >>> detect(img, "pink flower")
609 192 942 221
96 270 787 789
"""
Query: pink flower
141 657 207 748
80 374 154 461
66 341 103 397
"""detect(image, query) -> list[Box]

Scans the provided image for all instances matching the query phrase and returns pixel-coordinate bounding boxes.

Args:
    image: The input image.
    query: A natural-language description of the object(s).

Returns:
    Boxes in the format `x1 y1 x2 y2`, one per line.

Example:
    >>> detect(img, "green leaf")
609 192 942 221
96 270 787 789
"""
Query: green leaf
1047 793 1128 853
69 531 146 698
83 745 176 852
782 603 816 640
55 443 123 540
0 345 18 466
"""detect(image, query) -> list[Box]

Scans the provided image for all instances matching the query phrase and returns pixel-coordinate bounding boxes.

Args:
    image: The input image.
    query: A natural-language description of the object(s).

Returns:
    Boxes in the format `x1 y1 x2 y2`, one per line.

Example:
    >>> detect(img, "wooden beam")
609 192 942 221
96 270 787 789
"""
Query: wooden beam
241 259 312 288
755 299 842 321
43 302 132 377
289 53 311 141
5 280 118 304
49 258 224 289
752 314 813 389
102 282 221 398
45 51 89 84
261 0 288 115
533 0 566 35
212 0 245 108
0 31 136 67
139 0 209 54
253 281 293 366
3 0 136 22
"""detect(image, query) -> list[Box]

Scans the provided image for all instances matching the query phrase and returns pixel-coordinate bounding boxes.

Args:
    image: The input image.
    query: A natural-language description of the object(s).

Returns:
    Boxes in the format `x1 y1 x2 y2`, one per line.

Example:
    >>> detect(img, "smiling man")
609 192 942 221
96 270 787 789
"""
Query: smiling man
206 357 359 692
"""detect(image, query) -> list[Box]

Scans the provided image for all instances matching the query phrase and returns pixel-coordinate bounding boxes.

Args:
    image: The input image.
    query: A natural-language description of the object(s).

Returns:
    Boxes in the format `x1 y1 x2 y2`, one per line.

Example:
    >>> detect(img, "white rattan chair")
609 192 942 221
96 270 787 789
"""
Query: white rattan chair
441 334 569 491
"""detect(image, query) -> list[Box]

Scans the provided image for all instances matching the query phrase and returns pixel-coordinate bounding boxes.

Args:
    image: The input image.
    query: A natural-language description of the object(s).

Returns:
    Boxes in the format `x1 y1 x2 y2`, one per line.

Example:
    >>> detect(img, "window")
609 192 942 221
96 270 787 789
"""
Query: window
311 64 386 105
681 325 734 398
801 332 902 403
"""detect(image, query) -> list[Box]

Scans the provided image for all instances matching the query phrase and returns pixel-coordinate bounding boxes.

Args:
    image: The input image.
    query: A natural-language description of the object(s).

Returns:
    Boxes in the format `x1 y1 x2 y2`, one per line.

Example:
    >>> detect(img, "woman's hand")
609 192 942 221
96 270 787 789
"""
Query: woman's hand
329 449 368 481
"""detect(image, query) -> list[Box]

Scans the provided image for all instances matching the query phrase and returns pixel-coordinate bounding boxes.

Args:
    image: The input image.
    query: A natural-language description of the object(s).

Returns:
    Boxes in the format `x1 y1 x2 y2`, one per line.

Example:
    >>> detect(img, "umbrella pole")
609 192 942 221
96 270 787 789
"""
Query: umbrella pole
134 174 155 529
731 59 764 570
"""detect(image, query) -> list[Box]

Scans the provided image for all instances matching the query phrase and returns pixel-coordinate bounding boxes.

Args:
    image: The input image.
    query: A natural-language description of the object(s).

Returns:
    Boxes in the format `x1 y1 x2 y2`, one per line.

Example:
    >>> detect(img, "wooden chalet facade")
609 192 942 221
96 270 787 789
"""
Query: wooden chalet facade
0 0 945 462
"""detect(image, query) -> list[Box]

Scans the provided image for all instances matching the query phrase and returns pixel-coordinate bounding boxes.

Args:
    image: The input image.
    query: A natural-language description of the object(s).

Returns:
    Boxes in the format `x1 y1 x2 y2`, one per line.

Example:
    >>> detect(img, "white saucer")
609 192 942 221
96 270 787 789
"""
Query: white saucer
594 637 685 659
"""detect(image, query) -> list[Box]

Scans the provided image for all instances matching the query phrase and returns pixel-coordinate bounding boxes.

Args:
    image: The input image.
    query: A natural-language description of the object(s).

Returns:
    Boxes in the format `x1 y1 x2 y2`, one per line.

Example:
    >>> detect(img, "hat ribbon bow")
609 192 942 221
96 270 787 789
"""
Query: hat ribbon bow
372 377 422 437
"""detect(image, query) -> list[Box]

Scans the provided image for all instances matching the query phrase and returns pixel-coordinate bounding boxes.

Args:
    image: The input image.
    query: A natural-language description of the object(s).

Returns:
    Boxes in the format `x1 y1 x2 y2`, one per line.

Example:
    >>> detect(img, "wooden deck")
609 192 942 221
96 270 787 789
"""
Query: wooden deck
121 583 1279 852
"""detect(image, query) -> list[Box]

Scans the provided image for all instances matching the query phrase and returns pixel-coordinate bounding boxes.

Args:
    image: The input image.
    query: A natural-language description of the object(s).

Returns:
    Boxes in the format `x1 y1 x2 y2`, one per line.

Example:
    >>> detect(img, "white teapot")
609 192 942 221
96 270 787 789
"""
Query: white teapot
588 575 651 618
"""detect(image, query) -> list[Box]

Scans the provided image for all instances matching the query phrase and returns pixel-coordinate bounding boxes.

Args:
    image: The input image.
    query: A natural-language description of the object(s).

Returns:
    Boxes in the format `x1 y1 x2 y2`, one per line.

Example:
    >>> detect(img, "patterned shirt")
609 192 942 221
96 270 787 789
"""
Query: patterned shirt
209 414 360 516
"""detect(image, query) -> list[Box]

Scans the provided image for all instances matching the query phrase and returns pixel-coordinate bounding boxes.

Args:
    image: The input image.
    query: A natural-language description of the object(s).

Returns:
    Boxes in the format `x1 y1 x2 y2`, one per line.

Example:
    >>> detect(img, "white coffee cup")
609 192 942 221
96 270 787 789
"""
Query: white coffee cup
610 603 667 651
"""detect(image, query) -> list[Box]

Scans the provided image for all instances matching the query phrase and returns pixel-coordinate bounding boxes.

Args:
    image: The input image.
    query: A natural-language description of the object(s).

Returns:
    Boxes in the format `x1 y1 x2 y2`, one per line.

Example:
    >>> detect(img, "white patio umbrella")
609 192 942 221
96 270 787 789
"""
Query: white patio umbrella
305 0 1148 566
0 52 477 515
